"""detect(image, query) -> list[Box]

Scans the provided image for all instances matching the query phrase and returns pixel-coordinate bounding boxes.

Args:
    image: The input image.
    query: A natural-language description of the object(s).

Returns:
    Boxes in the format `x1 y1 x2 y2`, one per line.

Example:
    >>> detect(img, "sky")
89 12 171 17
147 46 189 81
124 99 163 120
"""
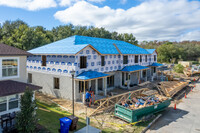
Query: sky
0 0 200 41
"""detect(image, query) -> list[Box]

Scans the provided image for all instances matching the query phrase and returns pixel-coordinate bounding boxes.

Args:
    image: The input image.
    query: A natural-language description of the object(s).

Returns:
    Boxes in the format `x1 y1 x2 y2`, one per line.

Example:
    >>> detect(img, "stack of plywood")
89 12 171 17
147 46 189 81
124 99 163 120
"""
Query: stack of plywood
158 81 188 97
178 61 192 67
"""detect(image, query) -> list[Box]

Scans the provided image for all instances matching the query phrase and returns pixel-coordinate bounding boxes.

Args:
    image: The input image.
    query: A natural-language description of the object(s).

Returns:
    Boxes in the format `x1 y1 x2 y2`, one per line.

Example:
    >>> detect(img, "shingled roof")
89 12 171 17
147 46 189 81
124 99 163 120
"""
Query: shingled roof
0 80 42 97
0 43 31 56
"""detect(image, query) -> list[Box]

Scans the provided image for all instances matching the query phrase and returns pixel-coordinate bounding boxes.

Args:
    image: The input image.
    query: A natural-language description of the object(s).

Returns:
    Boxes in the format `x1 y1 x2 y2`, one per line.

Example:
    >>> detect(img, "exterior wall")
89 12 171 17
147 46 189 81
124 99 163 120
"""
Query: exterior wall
0 56 27 83
27 54 76 77
26 46 158 100
27 47 158 78
29 71 76 100
75 46 156 75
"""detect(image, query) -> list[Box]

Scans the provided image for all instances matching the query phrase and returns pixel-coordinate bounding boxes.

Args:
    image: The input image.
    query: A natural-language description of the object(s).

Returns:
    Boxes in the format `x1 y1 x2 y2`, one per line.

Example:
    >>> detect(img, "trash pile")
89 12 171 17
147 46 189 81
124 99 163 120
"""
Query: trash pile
120 95 168 110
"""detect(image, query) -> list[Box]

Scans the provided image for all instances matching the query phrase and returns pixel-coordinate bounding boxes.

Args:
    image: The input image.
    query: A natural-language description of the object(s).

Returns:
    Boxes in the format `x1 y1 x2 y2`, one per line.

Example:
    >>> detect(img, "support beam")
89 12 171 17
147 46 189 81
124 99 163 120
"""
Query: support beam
104 77 107 96
138 71 140 84
95 79 98 95
83 81 86 104
89 80 91 91
128 72 130 89
145 70 147 82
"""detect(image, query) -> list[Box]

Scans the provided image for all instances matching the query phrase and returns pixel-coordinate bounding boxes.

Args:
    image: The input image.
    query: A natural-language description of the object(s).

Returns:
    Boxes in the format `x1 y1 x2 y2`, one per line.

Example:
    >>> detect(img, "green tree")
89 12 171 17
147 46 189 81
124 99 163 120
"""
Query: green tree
173 64 184 73
16 88 37 133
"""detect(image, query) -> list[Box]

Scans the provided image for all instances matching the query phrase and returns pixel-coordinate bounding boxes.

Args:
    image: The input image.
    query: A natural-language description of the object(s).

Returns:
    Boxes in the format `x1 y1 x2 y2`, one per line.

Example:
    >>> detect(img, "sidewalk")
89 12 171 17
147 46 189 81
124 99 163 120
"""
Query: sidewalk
148 81 200 133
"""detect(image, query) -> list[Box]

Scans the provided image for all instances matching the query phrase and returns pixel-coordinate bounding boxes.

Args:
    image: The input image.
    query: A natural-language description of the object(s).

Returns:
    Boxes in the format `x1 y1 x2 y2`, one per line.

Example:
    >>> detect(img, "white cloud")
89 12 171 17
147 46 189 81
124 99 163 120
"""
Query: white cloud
58 0 105 6
179 30 200 41
58 0 82 6
87 0 105 3
120 0 127 4
54 0 200 41
0 0 57 11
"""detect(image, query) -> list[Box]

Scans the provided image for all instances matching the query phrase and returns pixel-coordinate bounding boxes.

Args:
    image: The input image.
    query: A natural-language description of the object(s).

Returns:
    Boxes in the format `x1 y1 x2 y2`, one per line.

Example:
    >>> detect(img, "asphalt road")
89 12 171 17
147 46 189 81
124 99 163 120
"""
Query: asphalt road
148 81 200 133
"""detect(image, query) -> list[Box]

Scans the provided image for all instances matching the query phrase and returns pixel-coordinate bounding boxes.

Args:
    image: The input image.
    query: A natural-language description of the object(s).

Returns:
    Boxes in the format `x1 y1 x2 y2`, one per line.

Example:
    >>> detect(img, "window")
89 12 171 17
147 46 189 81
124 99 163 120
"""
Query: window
101 56 105 66
28 73 32 83
145 55 147 62
2 59 18 77
80 56 87 69
54 78 60 89
42 55 46 66
154 55 157 61
149 56 151 62
135 55 138 63
8 95 19 110
140 55 142 62
107 75 114 87
0 97 7 112
123 55 128 64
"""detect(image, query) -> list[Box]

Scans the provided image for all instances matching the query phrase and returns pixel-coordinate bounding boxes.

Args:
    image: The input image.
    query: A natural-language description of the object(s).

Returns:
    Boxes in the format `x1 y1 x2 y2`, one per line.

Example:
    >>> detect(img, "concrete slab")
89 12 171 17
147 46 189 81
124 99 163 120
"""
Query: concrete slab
75 125 101 133
148 81 200 133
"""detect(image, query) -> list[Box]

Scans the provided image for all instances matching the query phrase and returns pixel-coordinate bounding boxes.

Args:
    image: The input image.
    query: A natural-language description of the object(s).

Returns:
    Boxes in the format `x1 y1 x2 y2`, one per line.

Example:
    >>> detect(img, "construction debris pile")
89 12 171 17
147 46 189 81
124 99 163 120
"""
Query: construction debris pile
157 81 188 97
120 95 168 110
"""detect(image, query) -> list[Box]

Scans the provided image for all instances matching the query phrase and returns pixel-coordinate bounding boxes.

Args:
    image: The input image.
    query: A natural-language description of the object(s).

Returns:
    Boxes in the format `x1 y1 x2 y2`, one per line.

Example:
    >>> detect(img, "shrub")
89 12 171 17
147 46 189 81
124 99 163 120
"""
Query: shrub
173 64 184 73
16 87 37 133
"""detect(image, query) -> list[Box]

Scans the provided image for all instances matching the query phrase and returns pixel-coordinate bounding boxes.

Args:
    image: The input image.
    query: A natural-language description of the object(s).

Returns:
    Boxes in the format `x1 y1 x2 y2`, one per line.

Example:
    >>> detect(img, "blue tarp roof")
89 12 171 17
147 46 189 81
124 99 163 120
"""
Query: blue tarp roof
121 65 149 72
28 36 89 54
146 49 156 54
150 63 163 67
28 35 151 55
76 71 109 80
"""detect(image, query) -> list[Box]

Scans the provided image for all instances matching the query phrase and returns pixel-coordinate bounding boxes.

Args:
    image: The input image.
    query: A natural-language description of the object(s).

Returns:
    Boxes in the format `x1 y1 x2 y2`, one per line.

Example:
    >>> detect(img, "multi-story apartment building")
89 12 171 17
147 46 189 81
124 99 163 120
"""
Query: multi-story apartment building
27 35 162 101
0 44 41 131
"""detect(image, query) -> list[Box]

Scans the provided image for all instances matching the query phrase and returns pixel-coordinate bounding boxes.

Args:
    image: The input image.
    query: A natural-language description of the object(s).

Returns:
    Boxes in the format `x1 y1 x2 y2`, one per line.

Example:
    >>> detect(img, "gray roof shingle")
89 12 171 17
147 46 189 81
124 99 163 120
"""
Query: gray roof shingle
0 80 42 97
0 43 31 56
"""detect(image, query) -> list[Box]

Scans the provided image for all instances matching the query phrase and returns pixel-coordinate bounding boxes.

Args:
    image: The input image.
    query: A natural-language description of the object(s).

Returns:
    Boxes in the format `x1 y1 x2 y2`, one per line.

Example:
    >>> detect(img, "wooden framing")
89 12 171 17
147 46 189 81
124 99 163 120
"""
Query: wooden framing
158 81 188 97
88 88 148 117
75 44 101 55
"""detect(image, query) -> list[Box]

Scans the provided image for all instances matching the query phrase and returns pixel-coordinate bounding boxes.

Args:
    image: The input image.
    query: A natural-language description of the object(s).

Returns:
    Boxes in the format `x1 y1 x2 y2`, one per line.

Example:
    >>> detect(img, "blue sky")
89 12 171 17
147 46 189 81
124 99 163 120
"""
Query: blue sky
0 0 200 41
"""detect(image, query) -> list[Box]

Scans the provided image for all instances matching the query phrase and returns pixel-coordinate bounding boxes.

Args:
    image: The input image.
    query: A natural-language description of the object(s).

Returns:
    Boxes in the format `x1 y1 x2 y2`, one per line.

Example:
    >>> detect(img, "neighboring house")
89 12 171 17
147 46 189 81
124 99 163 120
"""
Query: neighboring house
27 35 162 101
0 44 41 131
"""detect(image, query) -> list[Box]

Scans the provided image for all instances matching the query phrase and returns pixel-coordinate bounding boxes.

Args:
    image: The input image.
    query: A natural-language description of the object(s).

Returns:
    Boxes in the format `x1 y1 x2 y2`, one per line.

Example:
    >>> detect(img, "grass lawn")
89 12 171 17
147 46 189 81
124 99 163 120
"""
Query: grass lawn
36 100 86 133
36 100 153 133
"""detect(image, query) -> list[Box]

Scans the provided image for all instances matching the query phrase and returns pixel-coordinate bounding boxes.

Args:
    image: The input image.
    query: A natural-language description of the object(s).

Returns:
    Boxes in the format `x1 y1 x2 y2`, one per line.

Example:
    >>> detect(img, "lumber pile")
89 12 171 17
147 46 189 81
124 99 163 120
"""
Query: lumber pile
120 95 168 110
158 81 188 97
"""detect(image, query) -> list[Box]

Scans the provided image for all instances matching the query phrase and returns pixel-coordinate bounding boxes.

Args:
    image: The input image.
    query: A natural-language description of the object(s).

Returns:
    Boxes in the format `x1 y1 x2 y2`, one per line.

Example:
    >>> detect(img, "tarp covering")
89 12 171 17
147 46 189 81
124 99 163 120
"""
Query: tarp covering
121 65 149 72
76 71 109 80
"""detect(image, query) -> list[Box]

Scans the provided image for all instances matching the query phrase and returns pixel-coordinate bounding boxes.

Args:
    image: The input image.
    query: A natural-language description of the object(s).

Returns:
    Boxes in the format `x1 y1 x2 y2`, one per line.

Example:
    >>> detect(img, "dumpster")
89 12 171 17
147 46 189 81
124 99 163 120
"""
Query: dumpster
59 117 72 133
68 115 79 131
115 96 171 123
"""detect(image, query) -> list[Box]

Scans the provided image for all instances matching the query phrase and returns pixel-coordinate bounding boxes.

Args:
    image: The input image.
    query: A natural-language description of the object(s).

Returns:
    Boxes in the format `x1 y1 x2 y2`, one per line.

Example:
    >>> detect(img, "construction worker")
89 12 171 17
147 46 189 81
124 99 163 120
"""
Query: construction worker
85 91 91 106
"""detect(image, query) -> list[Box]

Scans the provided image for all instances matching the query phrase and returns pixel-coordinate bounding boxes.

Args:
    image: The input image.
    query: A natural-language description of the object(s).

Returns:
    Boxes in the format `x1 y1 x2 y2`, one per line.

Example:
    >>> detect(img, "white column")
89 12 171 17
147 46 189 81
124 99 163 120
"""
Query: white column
95 79 98 95
145 70 147 81
89 80 91 90
138 71 140 84
128 73 131 89
104 77 107 96
124 72 126 85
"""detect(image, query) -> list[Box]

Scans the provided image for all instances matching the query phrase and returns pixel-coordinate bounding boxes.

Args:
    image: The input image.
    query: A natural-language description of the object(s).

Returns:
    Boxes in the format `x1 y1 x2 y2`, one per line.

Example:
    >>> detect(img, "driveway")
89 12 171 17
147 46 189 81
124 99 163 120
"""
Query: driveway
148 81 200 133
